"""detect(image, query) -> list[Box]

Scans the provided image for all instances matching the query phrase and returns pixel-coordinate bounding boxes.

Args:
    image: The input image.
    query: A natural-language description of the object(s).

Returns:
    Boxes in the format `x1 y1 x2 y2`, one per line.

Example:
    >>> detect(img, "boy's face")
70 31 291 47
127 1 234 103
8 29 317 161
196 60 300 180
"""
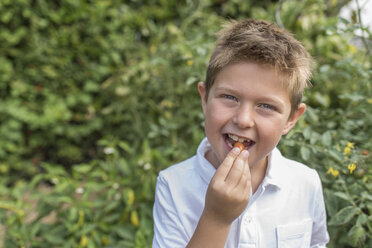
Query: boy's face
198 62 306 170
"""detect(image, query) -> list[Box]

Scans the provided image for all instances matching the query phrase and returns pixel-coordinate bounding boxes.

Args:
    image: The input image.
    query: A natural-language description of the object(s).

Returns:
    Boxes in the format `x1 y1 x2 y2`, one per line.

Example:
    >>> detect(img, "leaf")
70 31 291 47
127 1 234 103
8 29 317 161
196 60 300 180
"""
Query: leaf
339 17 350 25
314 92 330 107
328 150 343 162
367 216 372 233
114 226 134 240
333 192 351 202
305 107 319 125
347 225 366 247
118 141 133 154
324 189 340 216
321 131 332 146
356 213 368 226
300 146 310 160
185 76 197 85
73 164 92 174
329 206 360 226
361 191 372 201
103 212 121 223
302 127 312 139
104 200 119 213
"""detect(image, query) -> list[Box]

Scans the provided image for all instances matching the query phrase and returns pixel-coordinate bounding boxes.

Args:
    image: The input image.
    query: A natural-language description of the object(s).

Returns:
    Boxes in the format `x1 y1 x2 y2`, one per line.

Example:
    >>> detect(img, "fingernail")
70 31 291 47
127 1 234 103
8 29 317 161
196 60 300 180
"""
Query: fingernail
232 147 240 155
241 150 249 158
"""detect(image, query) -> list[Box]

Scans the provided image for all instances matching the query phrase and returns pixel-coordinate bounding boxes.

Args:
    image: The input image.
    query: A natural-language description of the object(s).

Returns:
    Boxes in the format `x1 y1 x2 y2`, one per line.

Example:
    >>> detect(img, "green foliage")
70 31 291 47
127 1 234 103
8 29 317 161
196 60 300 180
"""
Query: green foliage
0 0 371 247
276 3 372 246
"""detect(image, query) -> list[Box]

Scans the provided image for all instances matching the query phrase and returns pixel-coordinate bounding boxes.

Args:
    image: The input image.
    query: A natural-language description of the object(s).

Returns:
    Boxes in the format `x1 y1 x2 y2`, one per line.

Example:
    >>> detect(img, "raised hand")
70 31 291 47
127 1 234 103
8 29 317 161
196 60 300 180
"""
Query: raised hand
186 147 252 248
203 147 251 225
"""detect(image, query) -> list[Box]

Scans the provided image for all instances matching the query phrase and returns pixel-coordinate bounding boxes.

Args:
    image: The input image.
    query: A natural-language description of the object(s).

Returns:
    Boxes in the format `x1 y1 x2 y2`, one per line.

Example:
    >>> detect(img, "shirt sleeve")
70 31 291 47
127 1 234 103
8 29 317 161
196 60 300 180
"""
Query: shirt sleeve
310 172 330 248
152 173 189 248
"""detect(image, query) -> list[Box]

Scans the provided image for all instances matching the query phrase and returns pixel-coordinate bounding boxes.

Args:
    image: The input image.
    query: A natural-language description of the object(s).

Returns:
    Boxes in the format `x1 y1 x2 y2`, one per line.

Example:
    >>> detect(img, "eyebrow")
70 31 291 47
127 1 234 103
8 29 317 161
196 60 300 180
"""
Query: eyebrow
214 86 238 94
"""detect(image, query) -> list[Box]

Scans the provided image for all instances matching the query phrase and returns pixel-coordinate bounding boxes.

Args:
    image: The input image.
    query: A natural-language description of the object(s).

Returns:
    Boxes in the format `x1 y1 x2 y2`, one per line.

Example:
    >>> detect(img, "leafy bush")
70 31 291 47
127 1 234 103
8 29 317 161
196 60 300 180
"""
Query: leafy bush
0 0 371 247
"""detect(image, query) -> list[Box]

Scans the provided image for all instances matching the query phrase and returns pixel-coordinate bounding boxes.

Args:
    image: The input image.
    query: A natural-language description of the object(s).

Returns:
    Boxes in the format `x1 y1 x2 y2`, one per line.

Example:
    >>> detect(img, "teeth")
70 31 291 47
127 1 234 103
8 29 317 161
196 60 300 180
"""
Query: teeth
228 134 250 143
226 133 255 149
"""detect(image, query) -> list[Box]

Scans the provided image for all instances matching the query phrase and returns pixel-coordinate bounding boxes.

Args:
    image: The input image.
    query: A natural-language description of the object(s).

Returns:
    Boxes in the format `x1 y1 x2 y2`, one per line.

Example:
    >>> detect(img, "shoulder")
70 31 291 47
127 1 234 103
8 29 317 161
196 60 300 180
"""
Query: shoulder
153 156 201 247
156 155 203 195
158 155 198 182
283 157 319 179
272 149 321 188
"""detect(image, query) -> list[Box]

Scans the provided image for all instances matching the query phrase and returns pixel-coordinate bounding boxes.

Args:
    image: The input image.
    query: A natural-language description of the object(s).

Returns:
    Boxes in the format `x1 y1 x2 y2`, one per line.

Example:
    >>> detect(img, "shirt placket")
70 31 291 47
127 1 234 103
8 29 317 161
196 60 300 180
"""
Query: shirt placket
238 186 265 248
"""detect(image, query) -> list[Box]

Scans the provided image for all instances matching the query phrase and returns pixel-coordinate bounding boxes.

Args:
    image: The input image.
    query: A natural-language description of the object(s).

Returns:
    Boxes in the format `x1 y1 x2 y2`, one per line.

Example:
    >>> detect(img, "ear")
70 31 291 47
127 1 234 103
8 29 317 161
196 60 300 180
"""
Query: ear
282 103 306 135
198 82 207 115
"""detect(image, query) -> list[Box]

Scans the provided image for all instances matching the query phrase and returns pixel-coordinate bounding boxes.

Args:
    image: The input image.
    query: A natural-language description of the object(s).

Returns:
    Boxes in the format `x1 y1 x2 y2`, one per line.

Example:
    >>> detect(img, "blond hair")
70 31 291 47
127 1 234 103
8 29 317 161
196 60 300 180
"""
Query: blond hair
205 19 312 116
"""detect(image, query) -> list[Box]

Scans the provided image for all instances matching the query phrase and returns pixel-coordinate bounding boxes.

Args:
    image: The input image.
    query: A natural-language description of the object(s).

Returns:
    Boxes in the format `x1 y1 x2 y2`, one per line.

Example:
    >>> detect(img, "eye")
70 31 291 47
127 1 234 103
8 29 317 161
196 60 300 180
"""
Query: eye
258 103 276 111
222 94 238 101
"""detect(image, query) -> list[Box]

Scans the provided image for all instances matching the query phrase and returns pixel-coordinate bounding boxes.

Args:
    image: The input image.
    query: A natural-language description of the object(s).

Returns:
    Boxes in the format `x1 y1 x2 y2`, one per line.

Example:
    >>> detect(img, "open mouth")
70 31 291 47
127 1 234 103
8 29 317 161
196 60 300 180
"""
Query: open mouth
224 133 256 150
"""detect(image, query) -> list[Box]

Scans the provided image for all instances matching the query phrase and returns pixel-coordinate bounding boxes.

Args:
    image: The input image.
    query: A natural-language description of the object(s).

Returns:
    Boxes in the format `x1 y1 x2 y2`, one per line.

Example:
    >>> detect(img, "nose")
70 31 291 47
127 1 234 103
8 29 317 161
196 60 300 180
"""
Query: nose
233 104 255 128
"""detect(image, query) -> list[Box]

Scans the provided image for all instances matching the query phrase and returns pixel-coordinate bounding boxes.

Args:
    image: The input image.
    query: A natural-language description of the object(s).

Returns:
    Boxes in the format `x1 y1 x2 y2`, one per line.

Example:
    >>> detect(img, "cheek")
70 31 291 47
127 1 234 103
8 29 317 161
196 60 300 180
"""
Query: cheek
204 107 221 135
205 114 225 137
258 117 287 138
206 103 231 124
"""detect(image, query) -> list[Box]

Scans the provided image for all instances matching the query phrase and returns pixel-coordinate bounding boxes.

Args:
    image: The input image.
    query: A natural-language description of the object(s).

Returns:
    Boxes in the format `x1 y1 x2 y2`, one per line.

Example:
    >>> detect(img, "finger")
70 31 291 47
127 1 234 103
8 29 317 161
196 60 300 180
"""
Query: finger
225 150 248 185
237 153 248 186
213 147 241 181
238 156 251 196
243 179 251 200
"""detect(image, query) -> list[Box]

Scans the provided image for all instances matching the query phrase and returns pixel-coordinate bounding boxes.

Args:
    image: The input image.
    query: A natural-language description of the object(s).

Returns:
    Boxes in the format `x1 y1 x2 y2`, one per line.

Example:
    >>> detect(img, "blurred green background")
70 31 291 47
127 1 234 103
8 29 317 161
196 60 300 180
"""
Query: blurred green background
0 0 371 247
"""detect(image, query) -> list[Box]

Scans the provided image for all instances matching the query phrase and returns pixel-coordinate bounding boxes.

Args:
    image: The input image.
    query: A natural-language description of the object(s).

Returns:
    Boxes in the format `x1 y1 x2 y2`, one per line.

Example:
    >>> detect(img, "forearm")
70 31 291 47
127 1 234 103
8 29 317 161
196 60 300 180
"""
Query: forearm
186 211 231 248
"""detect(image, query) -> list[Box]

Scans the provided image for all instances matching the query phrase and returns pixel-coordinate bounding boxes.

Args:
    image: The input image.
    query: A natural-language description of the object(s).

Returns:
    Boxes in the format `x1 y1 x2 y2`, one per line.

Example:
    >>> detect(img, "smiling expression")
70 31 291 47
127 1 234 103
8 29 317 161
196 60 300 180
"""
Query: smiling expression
198 62 305 171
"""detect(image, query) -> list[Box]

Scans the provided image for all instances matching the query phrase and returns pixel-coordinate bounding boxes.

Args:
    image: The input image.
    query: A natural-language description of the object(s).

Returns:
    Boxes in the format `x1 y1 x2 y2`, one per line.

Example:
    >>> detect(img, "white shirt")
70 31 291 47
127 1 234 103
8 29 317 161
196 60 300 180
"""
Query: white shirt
153 138 329 247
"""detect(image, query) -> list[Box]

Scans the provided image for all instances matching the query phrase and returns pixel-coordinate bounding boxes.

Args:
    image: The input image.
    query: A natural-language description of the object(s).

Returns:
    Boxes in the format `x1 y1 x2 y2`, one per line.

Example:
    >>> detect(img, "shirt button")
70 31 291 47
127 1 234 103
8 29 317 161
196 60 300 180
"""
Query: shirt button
244 216 253 225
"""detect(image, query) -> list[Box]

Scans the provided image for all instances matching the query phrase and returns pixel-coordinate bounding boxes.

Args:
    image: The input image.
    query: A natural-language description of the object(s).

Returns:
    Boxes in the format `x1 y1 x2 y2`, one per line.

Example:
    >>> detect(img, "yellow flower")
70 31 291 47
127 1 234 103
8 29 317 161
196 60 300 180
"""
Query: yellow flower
187 59 193 66
349 45 357 53
327 167 339 177
160 99 173 109
368 98 372 104
344 142 354 155
347 142 354 149
80 235 88 247
185 52 192 59
348 163 356 174
344 147 351 155
131 210 140 227
127 189 135 206
77 210 84 227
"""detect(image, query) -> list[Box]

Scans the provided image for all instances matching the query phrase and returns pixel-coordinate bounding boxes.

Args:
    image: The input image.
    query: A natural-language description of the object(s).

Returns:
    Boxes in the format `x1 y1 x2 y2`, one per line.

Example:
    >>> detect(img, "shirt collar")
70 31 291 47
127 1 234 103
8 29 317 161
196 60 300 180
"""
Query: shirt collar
196 138 216 184
196 137 285 189
262 147 285 189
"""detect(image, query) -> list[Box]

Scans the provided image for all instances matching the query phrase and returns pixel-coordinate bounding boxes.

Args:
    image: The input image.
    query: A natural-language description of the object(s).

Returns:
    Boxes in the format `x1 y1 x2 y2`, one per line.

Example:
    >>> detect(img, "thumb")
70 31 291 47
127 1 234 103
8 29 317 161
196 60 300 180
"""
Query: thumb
213 147 241 181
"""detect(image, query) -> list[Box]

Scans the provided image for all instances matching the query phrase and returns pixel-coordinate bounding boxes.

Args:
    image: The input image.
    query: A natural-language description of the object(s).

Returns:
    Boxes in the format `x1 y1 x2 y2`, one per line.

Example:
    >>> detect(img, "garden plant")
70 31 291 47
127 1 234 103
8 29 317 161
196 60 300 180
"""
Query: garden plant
0 0 371 247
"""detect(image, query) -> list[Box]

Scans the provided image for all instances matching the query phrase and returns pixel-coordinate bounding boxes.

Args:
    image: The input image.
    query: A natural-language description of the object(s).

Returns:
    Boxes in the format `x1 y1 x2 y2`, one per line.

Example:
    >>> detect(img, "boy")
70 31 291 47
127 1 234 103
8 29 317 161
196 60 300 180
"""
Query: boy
153 19 329 247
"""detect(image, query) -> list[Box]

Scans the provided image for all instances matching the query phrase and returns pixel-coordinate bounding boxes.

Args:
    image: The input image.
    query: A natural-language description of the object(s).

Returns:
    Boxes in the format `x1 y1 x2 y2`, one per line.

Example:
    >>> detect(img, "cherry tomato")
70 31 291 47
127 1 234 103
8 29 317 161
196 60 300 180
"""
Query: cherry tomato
234 142 245 151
